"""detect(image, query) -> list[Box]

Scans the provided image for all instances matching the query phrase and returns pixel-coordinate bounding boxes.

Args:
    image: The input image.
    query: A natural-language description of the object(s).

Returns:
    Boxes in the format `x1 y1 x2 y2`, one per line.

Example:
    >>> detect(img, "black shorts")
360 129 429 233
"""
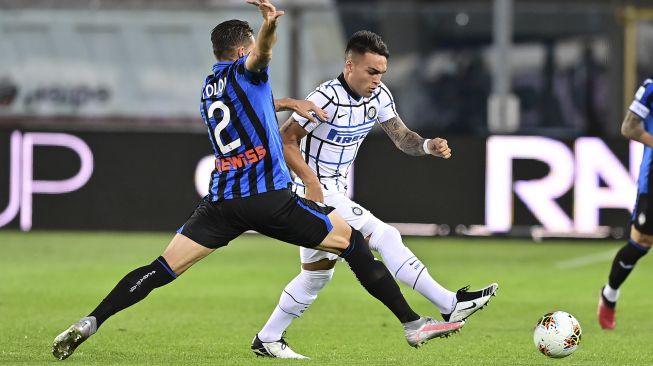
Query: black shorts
178 188 335 249
632 193 653 235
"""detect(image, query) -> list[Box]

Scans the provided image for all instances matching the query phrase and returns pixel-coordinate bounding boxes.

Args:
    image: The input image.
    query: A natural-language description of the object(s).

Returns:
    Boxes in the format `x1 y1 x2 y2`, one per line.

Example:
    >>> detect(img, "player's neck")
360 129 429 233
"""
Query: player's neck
216 51 244 63
339 73 362 100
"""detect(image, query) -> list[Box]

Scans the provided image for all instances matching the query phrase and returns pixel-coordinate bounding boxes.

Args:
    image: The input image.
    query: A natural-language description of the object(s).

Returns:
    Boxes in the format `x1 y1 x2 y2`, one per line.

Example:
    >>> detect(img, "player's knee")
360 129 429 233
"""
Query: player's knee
302 269 335 293
635 237 653 248
361 218 383 250
631 227 653 247
359 216 383 237
384 225 402 242
321 214 352 252
369 222 402 251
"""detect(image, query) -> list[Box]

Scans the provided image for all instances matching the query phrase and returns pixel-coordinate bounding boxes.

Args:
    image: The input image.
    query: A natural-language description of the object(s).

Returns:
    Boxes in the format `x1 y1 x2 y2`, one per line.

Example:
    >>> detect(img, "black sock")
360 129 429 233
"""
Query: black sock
89 256 177 328
608 239 649 289
340 229 420 323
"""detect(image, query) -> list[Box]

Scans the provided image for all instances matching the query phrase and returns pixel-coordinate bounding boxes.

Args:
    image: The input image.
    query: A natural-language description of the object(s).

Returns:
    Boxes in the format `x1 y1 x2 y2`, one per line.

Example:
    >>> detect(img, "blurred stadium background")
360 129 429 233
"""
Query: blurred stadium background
3 0 653 365
1 0 653 239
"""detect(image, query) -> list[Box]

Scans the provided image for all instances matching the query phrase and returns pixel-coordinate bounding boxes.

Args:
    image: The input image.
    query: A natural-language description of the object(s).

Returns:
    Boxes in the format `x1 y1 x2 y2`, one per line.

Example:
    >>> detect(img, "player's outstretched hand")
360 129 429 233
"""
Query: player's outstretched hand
427 138 452 159
246 0 285 22
292 99 328 123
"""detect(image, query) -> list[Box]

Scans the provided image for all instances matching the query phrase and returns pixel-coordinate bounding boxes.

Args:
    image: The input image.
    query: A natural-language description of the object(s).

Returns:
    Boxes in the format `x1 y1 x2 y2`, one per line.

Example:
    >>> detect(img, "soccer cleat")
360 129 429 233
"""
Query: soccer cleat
52 316 97 360
403 317 465 348
597 287 616 330
251 334 309 359
442 283 498 322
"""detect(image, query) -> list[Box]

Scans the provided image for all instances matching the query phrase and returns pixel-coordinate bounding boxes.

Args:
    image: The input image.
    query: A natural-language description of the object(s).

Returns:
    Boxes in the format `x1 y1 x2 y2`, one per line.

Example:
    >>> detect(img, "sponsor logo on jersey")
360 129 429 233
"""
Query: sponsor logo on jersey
326 129 369 144
215 145 267 172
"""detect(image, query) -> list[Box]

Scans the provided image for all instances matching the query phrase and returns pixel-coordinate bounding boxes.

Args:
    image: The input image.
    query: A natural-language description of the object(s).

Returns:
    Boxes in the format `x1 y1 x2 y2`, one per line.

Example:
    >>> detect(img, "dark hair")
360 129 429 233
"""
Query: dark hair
211 19 254 60
345 30 389 59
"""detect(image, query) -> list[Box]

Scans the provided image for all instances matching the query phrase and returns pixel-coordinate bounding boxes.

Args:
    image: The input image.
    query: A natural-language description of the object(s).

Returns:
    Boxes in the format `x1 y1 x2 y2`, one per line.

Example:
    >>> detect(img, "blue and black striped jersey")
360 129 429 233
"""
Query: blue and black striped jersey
630 78 653 193
199 56 291 201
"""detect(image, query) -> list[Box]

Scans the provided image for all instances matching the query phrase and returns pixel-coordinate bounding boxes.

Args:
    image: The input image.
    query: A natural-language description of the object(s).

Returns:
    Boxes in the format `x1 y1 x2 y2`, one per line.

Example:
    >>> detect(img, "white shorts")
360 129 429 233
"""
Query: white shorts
300 191 376 263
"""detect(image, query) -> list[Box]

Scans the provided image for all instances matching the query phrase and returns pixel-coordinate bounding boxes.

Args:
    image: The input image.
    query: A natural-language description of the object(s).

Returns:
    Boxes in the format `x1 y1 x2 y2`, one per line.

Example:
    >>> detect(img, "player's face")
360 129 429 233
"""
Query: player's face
345 52 387 97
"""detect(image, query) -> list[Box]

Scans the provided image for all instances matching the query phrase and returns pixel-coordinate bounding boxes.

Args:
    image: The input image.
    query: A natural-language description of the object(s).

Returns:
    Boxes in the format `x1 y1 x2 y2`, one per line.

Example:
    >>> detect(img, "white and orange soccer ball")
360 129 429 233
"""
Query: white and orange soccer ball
533 311 582 358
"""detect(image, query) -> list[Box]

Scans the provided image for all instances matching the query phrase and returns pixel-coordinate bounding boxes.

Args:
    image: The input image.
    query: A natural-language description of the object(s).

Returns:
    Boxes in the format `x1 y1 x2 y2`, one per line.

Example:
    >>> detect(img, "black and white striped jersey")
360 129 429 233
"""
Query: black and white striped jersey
291 73 397 193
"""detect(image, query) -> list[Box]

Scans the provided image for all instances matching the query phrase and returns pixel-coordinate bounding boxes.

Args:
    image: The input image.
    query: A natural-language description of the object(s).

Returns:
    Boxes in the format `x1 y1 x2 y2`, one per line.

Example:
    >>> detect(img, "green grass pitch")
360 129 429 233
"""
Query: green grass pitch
2 230 653 365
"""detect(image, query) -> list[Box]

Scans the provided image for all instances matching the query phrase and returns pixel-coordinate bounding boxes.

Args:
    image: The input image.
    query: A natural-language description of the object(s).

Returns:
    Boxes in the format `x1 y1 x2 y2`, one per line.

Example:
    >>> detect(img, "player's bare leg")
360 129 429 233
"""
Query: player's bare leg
599 226 652 330
52 234 212 360
311 211 352 253
161 234 216 274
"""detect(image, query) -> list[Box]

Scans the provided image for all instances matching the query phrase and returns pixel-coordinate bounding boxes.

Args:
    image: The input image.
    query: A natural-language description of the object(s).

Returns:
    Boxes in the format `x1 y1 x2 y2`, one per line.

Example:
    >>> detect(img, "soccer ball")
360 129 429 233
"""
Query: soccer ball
533 311 582 358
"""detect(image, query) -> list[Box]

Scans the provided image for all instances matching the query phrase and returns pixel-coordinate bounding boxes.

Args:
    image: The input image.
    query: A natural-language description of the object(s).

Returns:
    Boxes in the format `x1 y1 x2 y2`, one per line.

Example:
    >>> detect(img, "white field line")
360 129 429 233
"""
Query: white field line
556 249 618 269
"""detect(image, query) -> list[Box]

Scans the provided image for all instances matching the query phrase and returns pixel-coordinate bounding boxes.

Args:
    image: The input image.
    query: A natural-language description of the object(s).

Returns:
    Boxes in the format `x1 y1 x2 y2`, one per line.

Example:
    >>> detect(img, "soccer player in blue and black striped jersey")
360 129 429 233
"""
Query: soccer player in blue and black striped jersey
51 0 463 361
199 19 291 200
598 78 653 330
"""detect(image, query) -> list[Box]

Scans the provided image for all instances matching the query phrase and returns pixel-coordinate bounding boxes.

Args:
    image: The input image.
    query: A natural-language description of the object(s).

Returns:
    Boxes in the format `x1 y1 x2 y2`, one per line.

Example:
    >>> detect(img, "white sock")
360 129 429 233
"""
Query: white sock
367 222 456 314
603 284 620 303
257 269 334 342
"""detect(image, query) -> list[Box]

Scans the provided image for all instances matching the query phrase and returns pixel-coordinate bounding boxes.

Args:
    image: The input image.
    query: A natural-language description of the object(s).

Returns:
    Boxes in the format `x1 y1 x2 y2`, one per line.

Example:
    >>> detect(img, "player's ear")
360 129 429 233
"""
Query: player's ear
345 58 354 73
239 37 254 59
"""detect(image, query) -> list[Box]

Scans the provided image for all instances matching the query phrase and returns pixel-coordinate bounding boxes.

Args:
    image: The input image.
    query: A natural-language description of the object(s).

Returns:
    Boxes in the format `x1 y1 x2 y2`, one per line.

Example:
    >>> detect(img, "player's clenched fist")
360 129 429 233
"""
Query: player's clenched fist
426 138 452 159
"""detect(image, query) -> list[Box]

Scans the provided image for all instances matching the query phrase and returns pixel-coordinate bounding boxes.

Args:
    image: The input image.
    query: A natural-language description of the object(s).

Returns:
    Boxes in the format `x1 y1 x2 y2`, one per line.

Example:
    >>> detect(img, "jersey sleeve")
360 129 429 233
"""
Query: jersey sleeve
236 55 269 85
630 78 653 119
292 87 335 133
376 83 398 123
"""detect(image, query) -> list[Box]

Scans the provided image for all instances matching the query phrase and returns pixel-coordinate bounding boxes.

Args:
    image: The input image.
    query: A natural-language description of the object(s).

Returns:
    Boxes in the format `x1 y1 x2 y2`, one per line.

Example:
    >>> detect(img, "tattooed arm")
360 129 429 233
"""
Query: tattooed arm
379 116 452 158
621 110 653 148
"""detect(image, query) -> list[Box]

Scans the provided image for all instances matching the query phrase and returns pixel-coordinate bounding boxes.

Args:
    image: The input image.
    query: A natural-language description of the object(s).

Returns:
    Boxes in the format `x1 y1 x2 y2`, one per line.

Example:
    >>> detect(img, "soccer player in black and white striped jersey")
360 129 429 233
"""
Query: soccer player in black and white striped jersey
251 30 498 358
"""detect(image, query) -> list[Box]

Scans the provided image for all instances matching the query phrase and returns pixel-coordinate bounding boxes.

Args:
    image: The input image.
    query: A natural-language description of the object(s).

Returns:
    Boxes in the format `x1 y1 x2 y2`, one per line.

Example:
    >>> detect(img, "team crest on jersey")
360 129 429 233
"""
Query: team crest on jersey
366 106 377 120
352 207 363 216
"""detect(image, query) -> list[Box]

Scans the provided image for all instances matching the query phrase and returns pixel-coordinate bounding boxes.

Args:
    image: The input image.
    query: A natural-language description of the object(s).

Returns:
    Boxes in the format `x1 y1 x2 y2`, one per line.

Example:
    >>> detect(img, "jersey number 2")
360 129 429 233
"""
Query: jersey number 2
209 101 242 154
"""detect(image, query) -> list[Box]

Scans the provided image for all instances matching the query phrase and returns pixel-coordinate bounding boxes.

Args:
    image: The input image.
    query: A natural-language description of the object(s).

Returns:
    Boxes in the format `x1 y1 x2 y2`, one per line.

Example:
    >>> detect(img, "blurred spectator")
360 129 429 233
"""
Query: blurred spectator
0 78 18 107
